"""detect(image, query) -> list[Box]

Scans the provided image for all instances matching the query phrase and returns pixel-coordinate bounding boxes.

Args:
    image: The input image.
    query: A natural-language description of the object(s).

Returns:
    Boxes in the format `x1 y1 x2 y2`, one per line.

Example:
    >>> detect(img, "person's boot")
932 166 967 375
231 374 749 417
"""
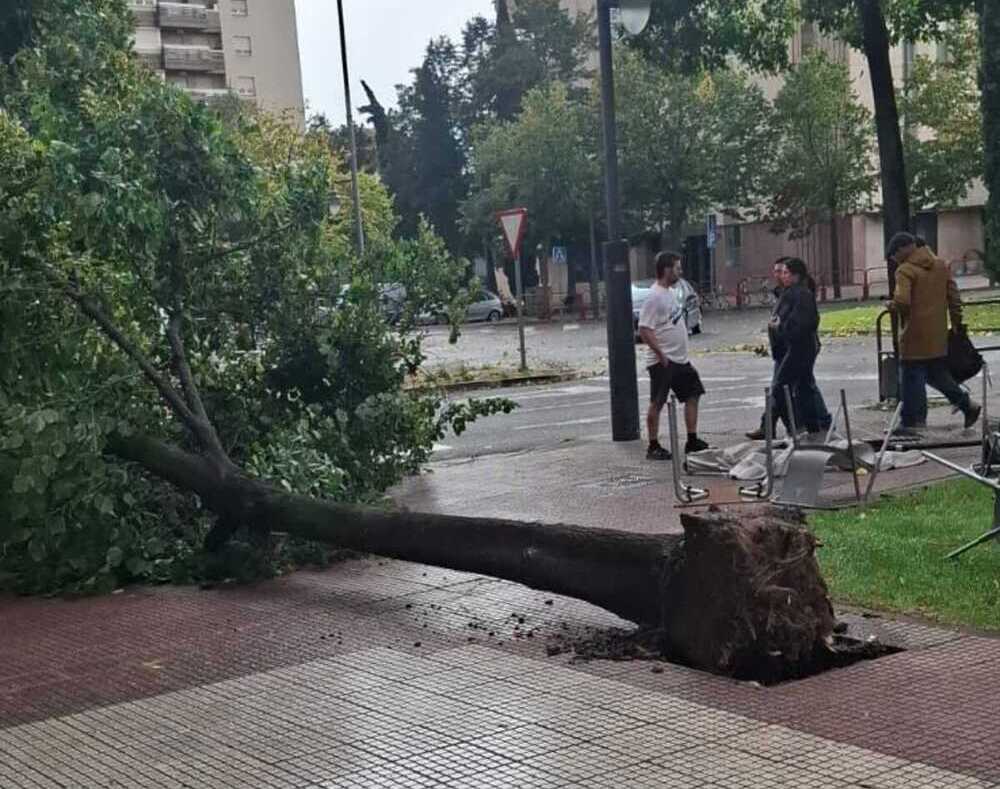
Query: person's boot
685 436 709 453
745 427 766 441
964 402 982 430
646 442 672 461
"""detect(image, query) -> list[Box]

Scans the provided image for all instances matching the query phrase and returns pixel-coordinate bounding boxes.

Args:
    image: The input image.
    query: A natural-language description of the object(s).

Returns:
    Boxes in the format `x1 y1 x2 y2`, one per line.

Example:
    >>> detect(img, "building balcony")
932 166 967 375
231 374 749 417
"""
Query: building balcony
187 87 232 104
158 2 221 32
162 45 225 74
135 48 163 70
129 0 157 27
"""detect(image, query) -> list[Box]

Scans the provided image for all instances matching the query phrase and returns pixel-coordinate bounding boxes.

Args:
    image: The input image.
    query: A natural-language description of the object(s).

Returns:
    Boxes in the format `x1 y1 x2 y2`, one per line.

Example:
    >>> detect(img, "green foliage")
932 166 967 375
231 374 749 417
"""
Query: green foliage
802 0 972 49
763 51 878 236
900 14 983 209
0 0 507 594
612 50 773 242
633 0 799 73
358 0 593 253
462 82 599 247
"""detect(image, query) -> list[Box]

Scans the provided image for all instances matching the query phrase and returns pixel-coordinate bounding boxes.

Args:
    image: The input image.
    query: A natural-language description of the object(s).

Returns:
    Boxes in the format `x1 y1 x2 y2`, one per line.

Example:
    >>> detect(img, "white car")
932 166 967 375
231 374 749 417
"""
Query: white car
632 278 703 339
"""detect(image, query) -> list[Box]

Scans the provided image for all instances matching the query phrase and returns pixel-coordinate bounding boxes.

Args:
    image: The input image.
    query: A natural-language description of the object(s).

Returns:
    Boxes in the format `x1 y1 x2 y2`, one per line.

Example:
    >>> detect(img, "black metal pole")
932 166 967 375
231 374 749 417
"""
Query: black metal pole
597 0 640 442
336 0 365 255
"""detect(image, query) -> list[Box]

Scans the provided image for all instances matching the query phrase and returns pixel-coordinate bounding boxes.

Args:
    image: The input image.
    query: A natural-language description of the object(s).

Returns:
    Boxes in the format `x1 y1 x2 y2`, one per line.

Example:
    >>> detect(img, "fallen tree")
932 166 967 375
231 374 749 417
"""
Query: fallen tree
114 433 836 678
2 0 835 680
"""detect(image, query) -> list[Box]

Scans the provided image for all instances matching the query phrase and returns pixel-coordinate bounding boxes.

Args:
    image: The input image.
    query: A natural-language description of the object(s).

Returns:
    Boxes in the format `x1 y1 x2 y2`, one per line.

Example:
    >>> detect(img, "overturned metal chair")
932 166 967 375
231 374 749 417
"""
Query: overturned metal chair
666 391 775 505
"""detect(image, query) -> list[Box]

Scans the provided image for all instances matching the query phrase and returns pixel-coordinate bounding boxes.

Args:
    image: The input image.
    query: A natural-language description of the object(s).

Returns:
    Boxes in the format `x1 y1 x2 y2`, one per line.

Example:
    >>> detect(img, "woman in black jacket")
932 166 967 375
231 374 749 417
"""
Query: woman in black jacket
768 258 823 435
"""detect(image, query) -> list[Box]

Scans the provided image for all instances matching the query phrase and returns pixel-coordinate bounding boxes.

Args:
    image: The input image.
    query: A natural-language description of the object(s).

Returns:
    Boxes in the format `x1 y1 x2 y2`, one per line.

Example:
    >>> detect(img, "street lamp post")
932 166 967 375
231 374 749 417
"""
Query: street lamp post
598 0 649 442
335 0 365 255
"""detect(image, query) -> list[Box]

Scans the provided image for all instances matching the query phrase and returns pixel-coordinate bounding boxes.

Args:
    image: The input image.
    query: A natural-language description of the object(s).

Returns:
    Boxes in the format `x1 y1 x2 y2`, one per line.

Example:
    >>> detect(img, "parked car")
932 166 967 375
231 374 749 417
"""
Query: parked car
417 290 505 325
466 290 504 323
631 278 703 340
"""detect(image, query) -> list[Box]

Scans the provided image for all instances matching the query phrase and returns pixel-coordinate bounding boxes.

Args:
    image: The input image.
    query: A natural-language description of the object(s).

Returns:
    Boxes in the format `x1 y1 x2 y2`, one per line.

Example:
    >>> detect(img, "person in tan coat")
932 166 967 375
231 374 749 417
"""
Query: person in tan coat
887 232 981 434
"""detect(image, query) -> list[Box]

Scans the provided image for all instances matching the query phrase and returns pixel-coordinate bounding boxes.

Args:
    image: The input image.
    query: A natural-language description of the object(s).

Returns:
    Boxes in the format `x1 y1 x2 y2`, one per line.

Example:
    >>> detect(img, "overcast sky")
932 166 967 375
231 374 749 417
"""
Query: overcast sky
295 0 495 126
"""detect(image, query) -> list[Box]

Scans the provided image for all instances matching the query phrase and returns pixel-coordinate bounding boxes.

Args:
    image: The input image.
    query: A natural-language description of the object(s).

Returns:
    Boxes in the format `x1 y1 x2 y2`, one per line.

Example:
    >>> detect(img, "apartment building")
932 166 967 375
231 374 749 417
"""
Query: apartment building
130 0 305 126
557 1 986 297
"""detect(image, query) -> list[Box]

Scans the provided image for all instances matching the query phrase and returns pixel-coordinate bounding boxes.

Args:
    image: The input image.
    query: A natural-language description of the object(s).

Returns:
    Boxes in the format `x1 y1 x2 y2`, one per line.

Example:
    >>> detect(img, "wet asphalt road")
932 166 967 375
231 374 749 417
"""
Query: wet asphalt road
424 311 883 462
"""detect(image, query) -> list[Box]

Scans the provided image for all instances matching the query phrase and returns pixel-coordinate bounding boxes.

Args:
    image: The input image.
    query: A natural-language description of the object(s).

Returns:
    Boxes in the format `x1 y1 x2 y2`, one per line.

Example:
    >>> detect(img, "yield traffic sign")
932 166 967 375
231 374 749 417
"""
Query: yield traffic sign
497 208 528 259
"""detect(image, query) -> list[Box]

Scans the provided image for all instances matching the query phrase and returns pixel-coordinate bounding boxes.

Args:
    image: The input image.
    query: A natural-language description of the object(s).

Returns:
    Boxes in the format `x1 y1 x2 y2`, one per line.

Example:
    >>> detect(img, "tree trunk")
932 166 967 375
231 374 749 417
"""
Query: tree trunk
983 0 1000 283
829 205 842 300
111 435 836 680
589 212 601 319
858 0 911 297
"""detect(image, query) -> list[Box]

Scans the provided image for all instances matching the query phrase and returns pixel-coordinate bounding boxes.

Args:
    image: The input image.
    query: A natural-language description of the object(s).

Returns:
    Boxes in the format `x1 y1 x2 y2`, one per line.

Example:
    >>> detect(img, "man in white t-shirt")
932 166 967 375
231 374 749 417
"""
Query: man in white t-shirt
638 251 708 460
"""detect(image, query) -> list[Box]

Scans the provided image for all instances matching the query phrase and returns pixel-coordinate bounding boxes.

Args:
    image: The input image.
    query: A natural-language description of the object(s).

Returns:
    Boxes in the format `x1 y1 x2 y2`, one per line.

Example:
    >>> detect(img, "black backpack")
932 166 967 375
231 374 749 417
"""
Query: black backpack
948 325 983 383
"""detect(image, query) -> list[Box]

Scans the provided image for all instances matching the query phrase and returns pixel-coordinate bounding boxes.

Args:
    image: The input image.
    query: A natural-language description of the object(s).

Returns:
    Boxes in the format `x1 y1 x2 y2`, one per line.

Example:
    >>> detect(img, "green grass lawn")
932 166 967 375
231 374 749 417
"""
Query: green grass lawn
810 480 1000 630
819 301 1000 336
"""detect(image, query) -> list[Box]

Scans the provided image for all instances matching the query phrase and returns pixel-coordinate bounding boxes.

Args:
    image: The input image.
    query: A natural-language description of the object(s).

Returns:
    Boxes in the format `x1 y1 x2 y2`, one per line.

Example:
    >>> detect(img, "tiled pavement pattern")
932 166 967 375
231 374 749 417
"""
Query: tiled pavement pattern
3 558 1000 787
2 643 997 789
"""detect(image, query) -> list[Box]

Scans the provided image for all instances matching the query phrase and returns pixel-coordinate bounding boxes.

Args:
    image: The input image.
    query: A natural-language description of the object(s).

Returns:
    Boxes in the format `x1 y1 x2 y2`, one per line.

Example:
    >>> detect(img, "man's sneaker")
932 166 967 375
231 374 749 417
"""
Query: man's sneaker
685 437 710 453
890 426 921 439
745 428 766 441
965 402 982 430
646 445 672 461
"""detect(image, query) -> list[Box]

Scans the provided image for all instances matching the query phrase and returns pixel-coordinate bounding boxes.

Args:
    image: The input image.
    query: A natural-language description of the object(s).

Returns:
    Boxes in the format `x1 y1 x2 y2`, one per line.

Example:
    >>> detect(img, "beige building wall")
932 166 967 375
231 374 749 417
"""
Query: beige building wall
218 0 304 126
129 0 304 127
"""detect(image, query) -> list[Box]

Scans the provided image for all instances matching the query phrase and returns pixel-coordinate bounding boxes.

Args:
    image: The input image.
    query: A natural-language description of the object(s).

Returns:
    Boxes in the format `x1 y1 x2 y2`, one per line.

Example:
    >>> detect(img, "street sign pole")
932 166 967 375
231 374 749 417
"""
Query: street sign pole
514 253 527 371
498 208 529 372
598 0 640 442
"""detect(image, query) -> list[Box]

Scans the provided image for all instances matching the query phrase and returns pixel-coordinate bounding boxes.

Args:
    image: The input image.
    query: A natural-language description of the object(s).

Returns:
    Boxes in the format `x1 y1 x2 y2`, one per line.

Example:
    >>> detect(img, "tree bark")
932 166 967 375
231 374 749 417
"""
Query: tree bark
983 0 1000 282
110 434 836 679
858 0 911 297
589 212 601 319
829 205 842 300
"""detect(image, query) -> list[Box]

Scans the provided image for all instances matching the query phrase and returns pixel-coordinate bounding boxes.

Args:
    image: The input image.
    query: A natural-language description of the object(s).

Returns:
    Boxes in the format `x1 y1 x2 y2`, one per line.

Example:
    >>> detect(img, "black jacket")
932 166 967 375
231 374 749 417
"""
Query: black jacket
774 283 819 355
768 285 785 359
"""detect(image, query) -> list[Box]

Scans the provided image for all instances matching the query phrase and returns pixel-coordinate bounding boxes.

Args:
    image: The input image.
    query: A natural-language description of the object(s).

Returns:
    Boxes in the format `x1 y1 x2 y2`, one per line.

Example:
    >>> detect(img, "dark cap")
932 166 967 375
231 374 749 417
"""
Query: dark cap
885 232 916 261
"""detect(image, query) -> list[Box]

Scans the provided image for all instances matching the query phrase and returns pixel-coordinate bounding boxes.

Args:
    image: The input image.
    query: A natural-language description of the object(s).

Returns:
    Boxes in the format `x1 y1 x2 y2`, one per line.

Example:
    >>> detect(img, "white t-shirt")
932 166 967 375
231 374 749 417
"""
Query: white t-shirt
638 282 689 367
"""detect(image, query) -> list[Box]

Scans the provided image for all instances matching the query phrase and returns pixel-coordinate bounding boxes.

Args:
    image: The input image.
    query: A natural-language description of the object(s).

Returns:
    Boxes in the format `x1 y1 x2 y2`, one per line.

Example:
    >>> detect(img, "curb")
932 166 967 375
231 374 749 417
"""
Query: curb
407 371 584 394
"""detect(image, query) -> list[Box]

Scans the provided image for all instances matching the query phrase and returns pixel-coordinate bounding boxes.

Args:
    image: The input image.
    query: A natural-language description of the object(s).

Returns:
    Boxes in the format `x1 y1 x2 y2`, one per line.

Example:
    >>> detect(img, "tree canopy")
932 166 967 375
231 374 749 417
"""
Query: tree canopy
612 50 773 244
0 0 506 594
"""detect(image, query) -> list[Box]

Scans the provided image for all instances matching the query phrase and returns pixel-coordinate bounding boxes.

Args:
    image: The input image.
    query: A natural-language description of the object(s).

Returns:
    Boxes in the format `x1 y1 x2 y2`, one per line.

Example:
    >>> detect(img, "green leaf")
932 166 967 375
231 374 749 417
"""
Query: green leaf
4 432 24 450
106 546 124 568
11 474 33 494
28 538 46 563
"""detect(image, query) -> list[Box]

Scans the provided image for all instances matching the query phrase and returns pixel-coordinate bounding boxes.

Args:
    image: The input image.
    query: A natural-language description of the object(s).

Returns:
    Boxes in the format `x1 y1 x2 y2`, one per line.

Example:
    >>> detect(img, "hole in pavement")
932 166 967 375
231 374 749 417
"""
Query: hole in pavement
549 627 904 687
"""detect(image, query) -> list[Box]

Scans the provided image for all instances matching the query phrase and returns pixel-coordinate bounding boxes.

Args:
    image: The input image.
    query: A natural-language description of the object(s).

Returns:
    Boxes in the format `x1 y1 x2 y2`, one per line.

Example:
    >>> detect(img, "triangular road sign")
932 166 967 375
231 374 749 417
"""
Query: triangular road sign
497 208 528 260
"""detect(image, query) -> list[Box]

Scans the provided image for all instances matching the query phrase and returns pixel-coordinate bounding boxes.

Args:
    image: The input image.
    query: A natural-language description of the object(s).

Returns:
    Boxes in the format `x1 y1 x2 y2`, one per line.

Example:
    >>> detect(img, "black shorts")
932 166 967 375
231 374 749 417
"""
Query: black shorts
648 362 705 406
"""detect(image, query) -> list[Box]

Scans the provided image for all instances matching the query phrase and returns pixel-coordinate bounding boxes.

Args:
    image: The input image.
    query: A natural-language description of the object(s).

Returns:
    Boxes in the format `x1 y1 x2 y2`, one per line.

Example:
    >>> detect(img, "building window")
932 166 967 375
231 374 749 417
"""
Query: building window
232 35 252 55
231 0 248 16
724 225 742 267
235 76 256 97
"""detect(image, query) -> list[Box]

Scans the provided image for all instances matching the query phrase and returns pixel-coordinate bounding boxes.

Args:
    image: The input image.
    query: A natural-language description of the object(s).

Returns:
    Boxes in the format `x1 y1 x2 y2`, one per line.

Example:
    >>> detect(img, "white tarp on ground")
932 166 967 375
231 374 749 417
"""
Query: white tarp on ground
686 438 926 482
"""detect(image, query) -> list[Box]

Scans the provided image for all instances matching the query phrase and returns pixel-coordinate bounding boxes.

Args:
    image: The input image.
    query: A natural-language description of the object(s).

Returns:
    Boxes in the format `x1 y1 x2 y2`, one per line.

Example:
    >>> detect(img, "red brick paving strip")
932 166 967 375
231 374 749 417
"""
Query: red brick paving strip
2 559 999 784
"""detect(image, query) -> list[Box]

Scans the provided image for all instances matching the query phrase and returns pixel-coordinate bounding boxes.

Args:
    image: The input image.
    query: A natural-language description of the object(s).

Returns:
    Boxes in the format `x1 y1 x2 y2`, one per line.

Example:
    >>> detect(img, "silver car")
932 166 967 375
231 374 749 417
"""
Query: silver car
631 278 703 339
465 290 504 323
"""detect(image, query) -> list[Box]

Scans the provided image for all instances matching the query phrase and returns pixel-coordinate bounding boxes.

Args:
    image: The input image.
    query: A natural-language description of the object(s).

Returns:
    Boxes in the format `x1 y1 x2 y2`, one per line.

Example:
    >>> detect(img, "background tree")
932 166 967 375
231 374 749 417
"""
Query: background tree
356 0 593 254
612 51 773 247
638 0 976 289
898 14 983 211
981 0 999 281
763 51 878 297
462 83 599 260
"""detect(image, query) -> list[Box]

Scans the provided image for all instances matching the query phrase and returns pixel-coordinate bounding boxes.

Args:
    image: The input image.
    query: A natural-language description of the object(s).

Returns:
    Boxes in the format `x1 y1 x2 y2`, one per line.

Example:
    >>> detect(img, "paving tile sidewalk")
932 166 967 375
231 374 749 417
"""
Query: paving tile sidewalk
3 553 1000 788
